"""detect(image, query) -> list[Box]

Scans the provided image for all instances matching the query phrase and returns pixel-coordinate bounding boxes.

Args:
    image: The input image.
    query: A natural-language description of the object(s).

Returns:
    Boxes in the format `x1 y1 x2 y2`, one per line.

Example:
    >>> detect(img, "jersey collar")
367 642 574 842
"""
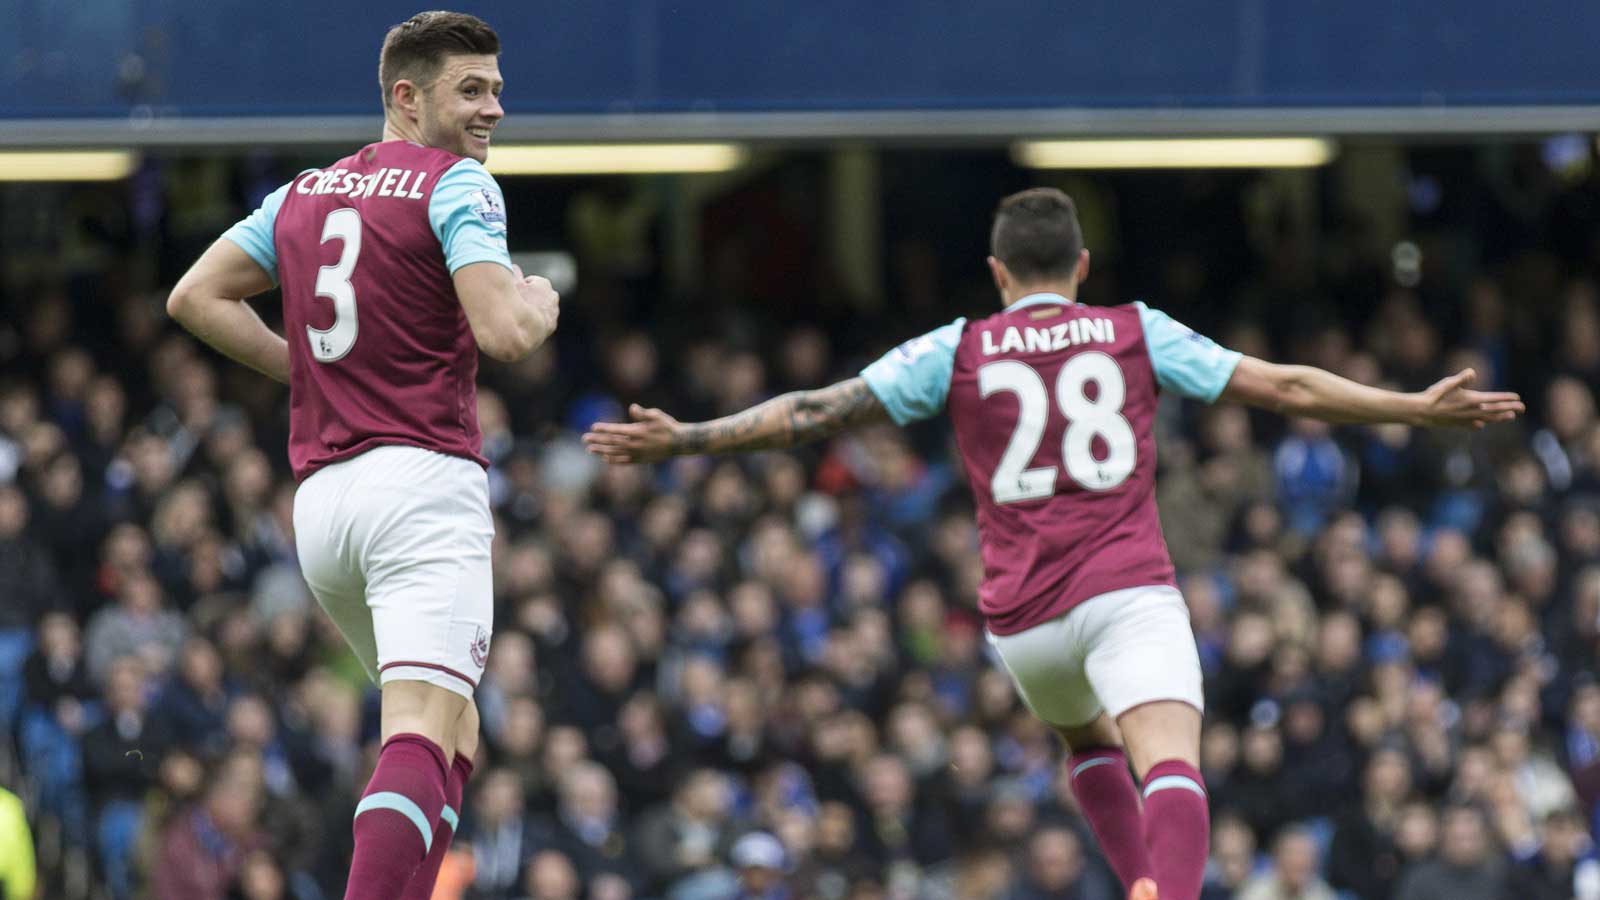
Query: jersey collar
1005 292 1074 313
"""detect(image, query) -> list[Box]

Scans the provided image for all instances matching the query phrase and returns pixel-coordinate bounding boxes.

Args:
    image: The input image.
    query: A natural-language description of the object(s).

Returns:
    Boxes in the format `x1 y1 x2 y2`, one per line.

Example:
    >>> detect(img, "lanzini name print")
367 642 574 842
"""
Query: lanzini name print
981 318 1115 356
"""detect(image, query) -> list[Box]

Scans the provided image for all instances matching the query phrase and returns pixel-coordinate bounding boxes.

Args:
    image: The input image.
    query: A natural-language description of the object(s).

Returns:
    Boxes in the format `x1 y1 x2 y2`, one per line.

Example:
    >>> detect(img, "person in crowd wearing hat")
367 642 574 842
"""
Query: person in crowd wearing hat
728 832 790 900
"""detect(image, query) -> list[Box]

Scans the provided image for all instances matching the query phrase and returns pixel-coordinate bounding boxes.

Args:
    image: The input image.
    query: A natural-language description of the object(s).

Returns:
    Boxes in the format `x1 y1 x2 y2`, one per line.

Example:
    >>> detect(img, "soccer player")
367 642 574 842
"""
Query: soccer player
583 188 1524 900
166 12 558 900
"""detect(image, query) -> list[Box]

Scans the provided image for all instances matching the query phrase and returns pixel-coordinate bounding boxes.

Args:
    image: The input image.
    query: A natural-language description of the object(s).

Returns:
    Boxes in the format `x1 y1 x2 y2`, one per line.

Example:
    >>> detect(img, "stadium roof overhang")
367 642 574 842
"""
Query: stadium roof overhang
0 106 1597 150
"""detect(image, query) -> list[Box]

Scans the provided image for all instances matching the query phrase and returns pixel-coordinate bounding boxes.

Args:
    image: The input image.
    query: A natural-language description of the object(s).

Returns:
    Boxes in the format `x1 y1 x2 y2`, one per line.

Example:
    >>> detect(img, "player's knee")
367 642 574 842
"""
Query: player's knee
454 701 481 764
1115 699 1202 775
380 680 470 752
1054 712 1122 754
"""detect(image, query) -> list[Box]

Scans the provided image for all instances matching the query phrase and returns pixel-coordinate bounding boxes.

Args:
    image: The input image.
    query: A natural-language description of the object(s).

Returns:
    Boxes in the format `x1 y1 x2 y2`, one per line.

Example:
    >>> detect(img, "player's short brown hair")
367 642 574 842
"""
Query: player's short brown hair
378 11 500 109
990 188 1084 282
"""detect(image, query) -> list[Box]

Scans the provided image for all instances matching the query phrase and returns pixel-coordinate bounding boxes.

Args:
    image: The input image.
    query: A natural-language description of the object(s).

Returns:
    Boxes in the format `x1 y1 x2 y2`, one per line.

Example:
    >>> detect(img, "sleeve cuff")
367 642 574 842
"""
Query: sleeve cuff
858 368 915 426
447 253 515 275
1201 351 1245 404
220 233 278 285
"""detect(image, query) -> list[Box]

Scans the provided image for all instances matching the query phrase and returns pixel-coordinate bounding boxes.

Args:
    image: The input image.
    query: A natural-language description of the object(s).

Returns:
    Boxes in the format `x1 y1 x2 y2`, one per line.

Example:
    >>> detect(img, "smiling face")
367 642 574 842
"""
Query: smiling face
378 12 503 160
411 54 504 162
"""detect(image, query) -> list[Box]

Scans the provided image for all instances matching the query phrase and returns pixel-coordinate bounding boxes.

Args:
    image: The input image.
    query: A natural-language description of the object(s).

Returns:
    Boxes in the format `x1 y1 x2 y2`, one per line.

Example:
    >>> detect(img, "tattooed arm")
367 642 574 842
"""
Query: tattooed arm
583 377 891 463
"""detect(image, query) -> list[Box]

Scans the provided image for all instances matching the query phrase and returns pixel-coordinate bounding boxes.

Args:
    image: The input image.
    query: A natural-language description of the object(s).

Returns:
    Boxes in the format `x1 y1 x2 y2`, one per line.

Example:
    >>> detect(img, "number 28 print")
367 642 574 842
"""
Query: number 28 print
977 352 1136 503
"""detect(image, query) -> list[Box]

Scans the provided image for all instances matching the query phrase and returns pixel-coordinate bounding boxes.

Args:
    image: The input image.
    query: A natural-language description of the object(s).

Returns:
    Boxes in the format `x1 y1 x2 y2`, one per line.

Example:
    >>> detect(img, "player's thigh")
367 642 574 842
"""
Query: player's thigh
1080 586 1204 771
985 615 1100 729
293 467 379 681
357 447 495 702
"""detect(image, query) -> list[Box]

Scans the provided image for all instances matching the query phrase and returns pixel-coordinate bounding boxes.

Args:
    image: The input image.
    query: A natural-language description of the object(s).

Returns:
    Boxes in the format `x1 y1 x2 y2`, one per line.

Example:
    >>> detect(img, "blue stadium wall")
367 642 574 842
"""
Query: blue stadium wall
2 0 1596 118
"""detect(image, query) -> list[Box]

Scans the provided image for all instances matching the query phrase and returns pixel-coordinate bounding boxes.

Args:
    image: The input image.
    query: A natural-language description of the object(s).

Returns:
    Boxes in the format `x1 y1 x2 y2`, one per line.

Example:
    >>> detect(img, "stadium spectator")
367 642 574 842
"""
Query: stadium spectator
1000 826 1115 900
83 570 187 684
225 850 289 900
542 761 640 890
151 750 267 900
464 767 537 899
1234 826 1336 900
634 768 741 893
81 657 166 899
1272 419 1353 536
727 831 793 900
152 636 233 756
18 611 95 849
0 483 58 733
1327 746 1416 899
1507 807 1600 900
1394 803 1509 900
1199 814 1256 900
521 849 582 900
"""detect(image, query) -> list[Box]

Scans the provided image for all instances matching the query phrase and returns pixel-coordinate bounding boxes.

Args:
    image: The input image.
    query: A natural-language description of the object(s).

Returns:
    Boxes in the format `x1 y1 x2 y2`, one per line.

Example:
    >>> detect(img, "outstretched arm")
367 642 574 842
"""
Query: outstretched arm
584 377 891 463
167 240 288 384
1220 357 1523 427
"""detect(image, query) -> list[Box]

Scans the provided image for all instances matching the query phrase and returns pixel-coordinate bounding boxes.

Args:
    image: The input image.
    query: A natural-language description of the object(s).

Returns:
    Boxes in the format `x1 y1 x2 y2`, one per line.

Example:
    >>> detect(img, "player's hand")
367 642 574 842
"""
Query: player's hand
1415 368 1525 428
512 264 560 341
583 404 686 464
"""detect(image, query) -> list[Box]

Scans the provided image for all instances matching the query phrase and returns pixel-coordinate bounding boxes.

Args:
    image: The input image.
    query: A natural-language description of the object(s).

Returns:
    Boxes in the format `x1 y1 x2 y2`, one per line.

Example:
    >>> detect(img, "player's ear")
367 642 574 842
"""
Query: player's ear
391 79 422 119
1077 248 1091 285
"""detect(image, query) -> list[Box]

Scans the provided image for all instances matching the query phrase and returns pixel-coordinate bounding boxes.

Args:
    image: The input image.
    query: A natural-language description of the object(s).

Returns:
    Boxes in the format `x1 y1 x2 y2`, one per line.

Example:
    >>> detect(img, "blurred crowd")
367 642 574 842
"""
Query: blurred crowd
3 142 1600 900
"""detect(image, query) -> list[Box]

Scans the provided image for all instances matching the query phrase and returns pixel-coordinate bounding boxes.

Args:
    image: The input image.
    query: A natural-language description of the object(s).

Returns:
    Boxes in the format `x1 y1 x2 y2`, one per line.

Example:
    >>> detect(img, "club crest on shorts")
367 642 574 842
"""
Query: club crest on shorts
470 626 490 668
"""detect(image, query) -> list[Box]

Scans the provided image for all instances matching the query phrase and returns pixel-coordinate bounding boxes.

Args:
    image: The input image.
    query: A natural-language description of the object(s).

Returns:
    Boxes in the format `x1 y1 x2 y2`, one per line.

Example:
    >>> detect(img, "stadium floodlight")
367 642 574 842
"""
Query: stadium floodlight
485 143 750 176
0 150 140 181
1012 138 1337 170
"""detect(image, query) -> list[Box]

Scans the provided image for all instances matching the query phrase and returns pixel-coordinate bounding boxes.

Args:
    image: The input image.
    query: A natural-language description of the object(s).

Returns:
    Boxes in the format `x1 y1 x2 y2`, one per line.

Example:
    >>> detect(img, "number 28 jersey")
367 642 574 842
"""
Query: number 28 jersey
861 293 1241 635
221 141 514 481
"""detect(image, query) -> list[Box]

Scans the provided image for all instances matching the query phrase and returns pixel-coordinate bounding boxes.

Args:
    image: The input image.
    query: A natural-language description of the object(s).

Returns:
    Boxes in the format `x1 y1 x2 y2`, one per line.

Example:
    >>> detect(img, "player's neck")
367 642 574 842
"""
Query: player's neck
1001 280 1078 307
381 117 425 147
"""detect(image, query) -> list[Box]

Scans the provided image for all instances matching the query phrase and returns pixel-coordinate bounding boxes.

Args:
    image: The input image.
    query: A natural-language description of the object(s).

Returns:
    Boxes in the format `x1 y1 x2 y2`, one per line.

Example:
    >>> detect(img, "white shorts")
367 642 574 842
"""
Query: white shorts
986 585 1203 728
293 445 494 700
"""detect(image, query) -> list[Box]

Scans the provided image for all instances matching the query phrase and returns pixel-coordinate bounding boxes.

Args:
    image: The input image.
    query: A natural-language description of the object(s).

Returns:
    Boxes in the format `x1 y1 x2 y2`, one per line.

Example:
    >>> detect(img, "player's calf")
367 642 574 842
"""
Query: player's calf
399 701 481 900
346 732 451 900
1118 701 1207 900
344 682 469 900
1054 714 1153 892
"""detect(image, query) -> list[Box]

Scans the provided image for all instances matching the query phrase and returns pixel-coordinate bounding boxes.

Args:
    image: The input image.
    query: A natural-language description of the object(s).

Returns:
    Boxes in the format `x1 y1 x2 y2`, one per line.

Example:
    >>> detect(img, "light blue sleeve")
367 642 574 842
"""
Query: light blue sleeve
429 158 513 273
1135 301 1242 403
220 181 293 283
859 318 966 425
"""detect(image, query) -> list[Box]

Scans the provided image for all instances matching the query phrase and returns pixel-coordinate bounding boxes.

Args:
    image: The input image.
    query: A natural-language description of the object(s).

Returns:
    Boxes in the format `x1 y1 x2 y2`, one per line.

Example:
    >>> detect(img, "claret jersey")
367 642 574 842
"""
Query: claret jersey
223 141 514 480
860 293 1241 634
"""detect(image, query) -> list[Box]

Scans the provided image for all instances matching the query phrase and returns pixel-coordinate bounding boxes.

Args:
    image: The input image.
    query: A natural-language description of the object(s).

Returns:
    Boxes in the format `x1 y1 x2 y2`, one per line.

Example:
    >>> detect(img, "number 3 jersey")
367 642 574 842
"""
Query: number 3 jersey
861 293 1241 635
221 141 514 481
